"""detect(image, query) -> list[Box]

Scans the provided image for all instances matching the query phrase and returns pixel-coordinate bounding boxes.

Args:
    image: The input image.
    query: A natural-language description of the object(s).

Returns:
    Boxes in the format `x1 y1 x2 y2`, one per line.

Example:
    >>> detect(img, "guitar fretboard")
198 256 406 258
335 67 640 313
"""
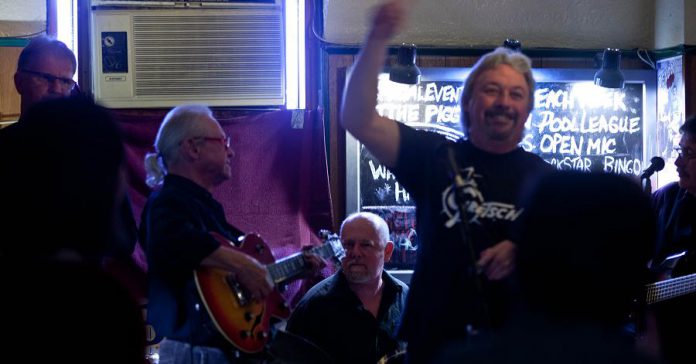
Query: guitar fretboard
645 273 696 304
267 242 341 285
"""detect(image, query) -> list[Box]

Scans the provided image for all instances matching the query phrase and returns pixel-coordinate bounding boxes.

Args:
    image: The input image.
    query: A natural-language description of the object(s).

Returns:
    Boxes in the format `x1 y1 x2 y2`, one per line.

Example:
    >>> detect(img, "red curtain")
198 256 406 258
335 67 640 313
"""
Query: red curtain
116 108 335 305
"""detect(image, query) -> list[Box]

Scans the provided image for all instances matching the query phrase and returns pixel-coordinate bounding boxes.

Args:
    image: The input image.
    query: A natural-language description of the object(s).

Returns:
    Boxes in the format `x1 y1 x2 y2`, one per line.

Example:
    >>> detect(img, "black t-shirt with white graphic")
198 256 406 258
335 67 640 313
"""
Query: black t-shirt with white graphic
391 122 553 356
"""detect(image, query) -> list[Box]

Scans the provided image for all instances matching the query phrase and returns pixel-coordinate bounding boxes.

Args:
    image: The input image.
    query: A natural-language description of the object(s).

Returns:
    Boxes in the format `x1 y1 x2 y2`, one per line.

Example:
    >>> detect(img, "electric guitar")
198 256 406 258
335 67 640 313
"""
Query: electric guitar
631 252 696 340
645 251 696 304
645 272 696 304
194 230 344 353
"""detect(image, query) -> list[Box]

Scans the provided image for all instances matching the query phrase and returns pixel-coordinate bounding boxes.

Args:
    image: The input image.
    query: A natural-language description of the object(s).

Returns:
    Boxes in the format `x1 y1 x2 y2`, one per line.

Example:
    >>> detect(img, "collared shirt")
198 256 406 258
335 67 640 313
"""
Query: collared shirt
286 270 409 364
653 182 696 272
141 174 244 347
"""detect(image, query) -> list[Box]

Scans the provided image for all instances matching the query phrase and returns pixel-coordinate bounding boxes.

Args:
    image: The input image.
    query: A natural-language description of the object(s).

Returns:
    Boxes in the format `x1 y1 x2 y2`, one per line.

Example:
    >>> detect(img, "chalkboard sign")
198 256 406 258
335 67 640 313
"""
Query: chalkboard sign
346 68 656 270
522 82 644 174
376 78 465 140
359 76 465 209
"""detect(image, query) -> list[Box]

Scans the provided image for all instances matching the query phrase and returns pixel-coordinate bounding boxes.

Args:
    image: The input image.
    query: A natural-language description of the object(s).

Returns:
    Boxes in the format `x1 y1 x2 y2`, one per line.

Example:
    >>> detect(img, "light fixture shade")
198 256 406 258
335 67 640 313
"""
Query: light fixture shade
389 43 421 85
594 48 625 89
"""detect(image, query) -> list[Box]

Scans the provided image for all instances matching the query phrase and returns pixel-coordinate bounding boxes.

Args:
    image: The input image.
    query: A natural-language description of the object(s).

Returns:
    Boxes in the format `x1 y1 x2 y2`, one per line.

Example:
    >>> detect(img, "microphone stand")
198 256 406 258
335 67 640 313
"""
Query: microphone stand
447 145 493 338
641 176 652 195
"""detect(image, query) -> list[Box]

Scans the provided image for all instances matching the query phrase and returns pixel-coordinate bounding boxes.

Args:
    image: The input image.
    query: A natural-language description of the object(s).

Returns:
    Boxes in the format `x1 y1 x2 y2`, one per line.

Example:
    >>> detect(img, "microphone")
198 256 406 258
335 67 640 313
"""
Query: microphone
640 156 665 179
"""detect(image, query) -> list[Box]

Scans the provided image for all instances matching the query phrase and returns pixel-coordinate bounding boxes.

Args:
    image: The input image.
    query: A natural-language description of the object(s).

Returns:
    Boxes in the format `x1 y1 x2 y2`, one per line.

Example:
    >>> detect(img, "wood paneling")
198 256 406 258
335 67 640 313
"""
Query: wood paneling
0 47 22 122
685 52 696 117
327 54 354 228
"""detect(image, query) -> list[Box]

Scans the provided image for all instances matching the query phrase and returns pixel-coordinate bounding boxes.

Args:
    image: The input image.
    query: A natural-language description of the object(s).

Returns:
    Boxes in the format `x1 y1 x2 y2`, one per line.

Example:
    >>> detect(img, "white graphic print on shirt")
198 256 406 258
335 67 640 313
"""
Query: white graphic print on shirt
442 166 523 229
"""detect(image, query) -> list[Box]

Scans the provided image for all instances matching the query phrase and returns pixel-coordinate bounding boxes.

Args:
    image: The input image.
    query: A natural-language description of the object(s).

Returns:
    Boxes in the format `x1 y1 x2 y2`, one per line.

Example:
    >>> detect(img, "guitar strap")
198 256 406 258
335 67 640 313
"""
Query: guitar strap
446 142 494 334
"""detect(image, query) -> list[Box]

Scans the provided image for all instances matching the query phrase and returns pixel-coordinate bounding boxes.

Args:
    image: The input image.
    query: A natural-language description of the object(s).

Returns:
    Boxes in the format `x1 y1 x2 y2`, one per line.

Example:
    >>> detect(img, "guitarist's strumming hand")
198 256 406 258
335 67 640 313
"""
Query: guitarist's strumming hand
477 240 516 281
204 246 274 300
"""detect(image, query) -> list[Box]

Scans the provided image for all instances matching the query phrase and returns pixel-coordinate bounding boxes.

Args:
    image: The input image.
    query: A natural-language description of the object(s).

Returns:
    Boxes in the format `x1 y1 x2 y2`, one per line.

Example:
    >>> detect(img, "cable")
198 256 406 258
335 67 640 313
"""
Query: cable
636 48 656 69
0 30 47 39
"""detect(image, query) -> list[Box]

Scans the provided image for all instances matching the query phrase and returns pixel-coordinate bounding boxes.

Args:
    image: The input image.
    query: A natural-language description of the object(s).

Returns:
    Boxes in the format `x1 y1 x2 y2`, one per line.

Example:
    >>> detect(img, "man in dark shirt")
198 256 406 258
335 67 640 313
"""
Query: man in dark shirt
435 171 659 364
650 115 696 364
0 97 147 363
340 2 551 362
287 212 408 364
4 35 143 298
140 104 323 364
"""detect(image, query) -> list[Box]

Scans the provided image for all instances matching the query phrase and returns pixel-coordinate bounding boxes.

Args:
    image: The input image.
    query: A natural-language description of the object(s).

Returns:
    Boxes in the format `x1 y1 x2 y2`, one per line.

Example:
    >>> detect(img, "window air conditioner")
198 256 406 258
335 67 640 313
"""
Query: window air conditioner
90 1 285 108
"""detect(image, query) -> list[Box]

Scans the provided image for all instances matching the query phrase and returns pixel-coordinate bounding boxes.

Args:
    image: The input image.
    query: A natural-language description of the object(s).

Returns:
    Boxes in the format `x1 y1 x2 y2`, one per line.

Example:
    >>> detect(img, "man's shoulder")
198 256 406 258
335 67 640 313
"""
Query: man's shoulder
653 181 682 203
146 183 184 205
297 273 342 302
289 274 346 323
384 271 409 294
655 181 681 194
398 122 449 149
148 178 199 203
519 149 552 168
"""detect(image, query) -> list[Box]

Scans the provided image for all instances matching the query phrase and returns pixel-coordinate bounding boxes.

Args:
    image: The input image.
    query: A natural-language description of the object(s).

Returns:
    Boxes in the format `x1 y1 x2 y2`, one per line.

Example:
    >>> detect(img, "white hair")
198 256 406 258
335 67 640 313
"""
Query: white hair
144 104 213 187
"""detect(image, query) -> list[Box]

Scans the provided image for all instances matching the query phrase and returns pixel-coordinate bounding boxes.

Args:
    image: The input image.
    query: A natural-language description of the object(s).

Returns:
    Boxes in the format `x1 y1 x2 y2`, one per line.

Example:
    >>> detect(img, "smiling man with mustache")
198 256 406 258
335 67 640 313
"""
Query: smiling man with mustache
339 1 553 362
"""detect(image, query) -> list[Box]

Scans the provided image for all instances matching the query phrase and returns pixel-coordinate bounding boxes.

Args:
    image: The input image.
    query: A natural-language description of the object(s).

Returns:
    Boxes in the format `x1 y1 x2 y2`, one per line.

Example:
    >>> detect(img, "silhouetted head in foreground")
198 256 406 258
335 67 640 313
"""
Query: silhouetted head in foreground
516 171 656 328
0 96 125 263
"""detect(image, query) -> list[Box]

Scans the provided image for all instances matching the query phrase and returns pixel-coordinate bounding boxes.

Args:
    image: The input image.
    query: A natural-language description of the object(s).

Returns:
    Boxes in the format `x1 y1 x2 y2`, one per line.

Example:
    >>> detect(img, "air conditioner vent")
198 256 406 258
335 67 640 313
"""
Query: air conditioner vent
91 7 285 108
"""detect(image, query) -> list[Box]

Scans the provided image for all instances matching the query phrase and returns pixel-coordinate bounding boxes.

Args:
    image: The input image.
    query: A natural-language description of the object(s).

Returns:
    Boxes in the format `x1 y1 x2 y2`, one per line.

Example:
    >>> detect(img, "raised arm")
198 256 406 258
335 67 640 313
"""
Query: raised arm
340 1 405 168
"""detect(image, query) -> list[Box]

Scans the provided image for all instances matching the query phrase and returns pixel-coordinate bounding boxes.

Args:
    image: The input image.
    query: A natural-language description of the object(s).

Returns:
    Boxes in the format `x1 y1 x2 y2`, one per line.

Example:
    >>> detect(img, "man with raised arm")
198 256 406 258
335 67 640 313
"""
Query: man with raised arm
340 1 552 362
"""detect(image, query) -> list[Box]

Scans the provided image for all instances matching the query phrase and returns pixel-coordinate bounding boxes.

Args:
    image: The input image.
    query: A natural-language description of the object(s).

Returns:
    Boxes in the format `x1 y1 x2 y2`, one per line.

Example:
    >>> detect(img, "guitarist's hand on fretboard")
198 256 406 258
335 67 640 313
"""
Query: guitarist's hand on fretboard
299 246 328 279
195 231 344 353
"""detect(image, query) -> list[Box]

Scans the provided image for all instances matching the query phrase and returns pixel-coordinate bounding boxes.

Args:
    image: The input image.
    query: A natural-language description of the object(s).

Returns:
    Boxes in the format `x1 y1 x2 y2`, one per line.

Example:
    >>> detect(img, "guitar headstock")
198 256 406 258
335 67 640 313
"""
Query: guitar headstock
319 229 345 264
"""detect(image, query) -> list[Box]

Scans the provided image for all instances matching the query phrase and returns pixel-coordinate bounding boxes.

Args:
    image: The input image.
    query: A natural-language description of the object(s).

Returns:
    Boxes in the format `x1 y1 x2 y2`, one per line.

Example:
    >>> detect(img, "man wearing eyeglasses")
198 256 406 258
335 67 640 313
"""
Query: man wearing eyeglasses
140 104 325 364
13 35 77 116
7 36 146 306
650 115 696 364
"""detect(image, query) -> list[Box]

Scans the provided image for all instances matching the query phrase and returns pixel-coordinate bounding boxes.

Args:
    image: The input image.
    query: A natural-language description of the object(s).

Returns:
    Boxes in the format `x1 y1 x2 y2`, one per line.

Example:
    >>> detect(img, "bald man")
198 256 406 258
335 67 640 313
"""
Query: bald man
287 212 409 364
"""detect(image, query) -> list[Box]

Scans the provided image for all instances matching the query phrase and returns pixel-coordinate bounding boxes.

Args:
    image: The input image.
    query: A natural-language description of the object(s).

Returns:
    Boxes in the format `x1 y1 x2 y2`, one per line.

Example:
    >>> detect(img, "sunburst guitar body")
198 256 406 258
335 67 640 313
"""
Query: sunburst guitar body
194 231 343 353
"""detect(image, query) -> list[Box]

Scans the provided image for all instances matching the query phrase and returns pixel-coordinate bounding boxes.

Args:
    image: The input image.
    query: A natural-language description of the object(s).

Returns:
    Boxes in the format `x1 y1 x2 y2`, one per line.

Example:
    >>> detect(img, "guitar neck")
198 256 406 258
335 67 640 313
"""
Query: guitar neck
267 244 336 286
645 272 696 305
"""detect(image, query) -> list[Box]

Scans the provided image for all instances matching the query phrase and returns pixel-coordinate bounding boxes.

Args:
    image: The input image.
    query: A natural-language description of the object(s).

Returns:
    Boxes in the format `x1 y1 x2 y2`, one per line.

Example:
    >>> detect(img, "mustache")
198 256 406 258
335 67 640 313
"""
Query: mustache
484 106 517 119
343 259 365 266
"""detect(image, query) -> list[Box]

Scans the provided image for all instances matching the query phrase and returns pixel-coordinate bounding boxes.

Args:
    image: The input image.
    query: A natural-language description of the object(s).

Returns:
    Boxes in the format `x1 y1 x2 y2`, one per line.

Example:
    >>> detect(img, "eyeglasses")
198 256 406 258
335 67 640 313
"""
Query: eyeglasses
195 136 231 150
675 146 696 160
19 69 76 91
